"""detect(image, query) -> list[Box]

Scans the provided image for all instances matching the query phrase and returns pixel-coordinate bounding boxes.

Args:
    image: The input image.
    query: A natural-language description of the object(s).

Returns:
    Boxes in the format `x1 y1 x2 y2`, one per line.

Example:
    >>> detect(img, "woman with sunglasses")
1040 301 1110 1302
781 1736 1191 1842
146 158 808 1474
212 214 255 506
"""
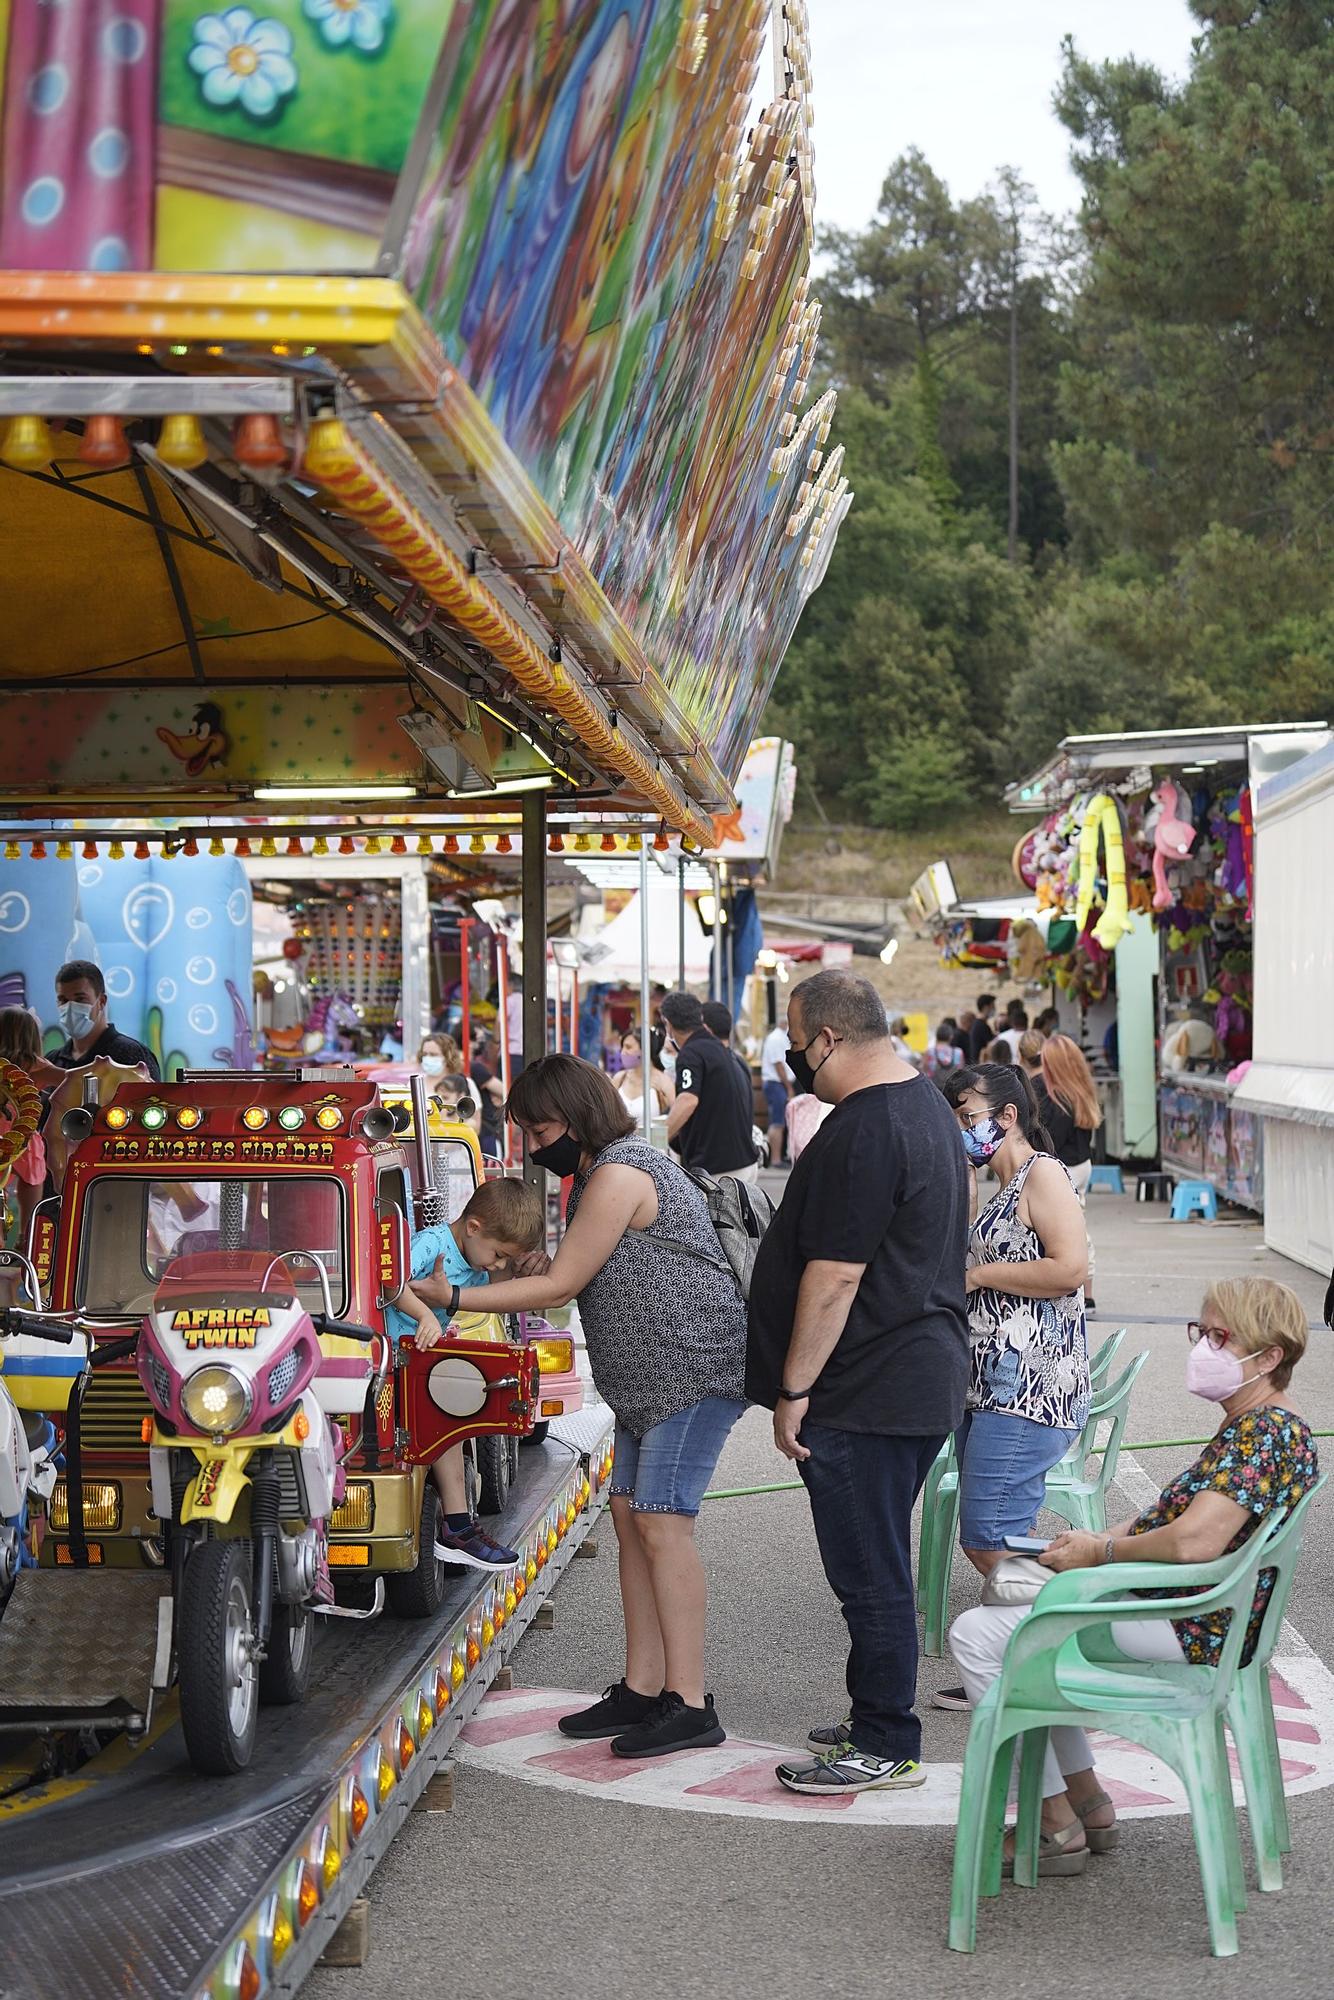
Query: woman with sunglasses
948 1274 1318 1874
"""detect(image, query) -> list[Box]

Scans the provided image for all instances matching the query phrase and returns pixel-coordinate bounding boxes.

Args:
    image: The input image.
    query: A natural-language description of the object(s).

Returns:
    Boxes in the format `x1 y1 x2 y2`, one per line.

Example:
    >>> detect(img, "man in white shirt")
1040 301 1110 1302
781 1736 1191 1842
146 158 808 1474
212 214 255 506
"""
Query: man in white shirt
761 1019 793 1167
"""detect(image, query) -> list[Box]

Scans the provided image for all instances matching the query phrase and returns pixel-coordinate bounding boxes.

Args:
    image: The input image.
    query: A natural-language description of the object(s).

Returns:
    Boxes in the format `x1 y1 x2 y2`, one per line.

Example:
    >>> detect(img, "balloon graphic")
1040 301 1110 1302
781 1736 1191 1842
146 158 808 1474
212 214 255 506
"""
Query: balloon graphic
186 906 213 930
227 887 250 927
104 963 135 999
185 955 217 986
123 883 175 953
187 1003 218 1035
156 977 178 1004
78 864 104 889
0 892 31 934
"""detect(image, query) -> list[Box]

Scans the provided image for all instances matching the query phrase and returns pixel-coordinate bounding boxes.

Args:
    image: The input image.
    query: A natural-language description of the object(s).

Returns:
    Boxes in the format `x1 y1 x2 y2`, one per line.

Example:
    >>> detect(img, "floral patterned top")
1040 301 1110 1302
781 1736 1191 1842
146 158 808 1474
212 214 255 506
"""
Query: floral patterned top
1129 1407 1319 1667
966 1154 1089 1430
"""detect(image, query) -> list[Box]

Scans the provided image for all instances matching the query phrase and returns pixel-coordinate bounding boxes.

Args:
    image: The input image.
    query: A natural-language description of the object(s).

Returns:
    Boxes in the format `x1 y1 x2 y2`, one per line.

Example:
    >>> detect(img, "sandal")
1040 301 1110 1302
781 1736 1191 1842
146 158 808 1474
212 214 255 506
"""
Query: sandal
1074 1787 1120 1854
1002 1819 1089 1878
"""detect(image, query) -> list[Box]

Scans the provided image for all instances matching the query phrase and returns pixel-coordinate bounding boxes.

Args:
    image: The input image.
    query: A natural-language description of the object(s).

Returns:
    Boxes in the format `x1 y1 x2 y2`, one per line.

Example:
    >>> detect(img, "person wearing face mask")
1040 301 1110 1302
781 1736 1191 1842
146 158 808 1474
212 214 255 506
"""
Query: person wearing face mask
49 959 160 1080
415 1034 479 1117
947 1275 1317 1874
745 972 969 1795
447 1052 748 1760
929 1063 1090 1719
660 991 757 1183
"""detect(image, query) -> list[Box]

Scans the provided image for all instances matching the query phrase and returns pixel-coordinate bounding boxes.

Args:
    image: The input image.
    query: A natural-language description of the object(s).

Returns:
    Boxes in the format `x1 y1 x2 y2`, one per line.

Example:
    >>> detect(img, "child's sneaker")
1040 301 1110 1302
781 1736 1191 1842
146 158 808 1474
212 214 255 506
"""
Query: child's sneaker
434 1521 519 1569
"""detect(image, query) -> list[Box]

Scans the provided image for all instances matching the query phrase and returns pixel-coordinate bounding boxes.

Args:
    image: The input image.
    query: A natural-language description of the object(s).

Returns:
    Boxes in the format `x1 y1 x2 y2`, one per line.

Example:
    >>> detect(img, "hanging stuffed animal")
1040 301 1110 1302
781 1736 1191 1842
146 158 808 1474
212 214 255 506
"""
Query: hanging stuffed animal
1149 778 1195 911
1074 792 1133 949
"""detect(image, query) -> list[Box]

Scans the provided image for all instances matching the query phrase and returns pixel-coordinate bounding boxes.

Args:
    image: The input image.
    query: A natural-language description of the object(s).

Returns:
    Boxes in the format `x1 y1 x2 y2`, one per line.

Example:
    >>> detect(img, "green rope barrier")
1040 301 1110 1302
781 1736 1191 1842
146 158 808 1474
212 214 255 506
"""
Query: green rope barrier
701 1430 1334 1502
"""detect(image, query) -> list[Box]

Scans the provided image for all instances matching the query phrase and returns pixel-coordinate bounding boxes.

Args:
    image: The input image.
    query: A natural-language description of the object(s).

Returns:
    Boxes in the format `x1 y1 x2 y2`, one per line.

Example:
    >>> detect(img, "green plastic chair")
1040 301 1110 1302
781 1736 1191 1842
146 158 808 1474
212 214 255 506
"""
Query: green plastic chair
1078 1477 1326 1892
948 1516 1294 1958
1089 1324 1127 1390
1042 1349 1148 1533
920 1346 1145 1655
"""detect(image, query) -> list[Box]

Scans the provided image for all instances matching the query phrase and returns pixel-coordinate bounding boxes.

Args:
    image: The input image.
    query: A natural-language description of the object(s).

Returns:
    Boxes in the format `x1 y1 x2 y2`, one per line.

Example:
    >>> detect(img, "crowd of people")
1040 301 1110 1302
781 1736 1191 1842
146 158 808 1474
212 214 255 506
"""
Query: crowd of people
3 958 1318 1835
436 968 1317 1830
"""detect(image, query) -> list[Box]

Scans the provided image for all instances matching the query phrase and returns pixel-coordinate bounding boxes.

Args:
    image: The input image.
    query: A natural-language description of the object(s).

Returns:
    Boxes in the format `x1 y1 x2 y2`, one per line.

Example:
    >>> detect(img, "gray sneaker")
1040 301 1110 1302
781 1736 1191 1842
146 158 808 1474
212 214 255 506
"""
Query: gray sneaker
777 1746 926 1794
806 1717 852 1753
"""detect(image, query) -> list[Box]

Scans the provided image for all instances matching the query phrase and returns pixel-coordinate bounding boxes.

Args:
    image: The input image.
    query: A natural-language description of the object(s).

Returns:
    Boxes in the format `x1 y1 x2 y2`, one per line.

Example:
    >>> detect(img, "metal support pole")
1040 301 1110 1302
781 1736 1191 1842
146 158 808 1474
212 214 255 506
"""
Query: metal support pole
521 792 547 1193
400 863 430 1057
710 861 722 1003
677 855 686 991
456 915 473 1061
639 838 652 1143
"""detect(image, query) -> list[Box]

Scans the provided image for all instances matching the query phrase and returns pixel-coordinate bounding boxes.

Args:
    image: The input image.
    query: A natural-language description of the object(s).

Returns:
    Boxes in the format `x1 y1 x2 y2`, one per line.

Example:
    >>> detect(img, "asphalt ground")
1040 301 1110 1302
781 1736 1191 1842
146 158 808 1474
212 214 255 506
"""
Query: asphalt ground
312 1193 1334 2000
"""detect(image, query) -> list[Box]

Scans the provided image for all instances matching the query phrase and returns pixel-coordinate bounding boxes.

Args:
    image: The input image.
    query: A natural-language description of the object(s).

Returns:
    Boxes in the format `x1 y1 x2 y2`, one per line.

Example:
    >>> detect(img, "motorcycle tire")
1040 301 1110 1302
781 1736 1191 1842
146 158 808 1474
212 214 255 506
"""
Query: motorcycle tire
476 1432 511 1515
258 1597 314 1706
520 1421 549 1448
178 1539 260 1775
385 1478 447 1620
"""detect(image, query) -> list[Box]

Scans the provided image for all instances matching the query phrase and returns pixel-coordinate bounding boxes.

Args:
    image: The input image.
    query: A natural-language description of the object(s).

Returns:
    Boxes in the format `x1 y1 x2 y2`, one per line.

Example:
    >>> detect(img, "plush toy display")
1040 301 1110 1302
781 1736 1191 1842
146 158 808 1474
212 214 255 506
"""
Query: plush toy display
1147 779 1196 911
1074 792 1133 950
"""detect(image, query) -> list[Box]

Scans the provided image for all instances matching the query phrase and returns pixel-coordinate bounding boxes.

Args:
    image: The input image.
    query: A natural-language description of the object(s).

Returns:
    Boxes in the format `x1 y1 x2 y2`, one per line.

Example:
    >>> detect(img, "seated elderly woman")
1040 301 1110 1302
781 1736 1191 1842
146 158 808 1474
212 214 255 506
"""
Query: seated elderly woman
948 1275 1318 1874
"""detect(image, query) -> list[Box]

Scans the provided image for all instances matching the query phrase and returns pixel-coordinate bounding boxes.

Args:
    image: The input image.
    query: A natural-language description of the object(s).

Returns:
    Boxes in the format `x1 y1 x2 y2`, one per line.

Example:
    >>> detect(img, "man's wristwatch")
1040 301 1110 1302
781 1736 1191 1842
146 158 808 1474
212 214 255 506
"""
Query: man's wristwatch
778 1385 813 1402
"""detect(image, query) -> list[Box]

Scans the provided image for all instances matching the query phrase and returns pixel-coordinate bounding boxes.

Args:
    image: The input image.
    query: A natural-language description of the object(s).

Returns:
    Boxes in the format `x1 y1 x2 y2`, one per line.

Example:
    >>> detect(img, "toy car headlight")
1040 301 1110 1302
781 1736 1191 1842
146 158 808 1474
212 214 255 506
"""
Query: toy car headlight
181 1365 253 1435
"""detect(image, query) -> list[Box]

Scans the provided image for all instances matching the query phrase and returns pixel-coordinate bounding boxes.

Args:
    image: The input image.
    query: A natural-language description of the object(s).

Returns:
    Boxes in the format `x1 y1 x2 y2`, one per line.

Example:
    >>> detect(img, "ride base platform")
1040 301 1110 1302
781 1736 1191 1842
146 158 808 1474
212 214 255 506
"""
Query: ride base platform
0 1424 613 2000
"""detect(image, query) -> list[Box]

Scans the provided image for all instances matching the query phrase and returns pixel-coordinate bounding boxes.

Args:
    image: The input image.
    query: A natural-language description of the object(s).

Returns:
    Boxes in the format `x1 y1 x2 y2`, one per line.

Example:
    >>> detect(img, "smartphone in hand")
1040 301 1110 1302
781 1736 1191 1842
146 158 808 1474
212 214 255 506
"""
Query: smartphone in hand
1003 1534 1050 1554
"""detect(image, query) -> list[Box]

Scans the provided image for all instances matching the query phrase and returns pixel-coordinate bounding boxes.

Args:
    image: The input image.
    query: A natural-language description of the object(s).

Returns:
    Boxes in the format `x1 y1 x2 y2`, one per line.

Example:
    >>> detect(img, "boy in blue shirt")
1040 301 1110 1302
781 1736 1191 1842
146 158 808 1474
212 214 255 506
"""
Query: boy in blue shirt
389 1177 546 1570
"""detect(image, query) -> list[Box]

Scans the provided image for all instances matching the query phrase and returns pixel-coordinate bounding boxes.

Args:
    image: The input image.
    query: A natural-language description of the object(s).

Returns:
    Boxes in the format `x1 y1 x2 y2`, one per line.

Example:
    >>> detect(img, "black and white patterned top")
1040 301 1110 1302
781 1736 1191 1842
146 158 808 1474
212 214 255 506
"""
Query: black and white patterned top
567 1138 748 1439
966 1153 1090 1430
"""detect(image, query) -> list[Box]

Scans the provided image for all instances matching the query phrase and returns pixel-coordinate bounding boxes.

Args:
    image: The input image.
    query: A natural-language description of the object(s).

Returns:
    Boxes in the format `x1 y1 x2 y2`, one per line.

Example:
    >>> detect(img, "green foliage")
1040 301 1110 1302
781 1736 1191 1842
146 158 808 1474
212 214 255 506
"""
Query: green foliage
773 4 1334 827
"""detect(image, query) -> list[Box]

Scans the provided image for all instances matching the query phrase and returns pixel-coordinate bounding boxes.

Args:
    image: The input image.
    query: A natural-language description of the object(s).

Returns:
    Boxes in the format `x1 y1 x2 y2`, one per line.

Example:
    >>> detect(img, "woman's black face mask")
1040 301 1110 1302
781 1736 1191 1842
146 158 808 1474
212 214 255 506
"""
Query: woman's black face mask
529 1132 583 1179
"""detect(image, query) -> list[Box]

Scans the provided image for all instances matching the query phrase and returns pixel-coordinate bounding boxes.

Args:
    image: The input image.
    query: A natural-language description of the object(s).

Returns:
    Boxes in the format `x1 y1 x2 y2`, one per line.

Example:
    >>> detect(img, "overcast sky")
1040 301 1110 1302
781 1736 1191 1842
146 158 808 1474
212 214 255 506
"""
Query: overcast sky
808 1 1200 231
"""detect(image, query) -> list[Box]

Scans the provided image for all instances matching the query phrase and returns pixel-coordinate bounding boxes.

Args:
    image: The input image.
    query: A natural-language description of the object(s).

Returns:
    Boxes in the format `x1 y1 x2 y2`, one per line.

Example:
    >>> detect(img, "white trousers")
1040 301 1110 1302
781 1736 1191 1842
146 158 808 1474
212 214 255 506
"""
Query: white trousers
948 1602 1182 1797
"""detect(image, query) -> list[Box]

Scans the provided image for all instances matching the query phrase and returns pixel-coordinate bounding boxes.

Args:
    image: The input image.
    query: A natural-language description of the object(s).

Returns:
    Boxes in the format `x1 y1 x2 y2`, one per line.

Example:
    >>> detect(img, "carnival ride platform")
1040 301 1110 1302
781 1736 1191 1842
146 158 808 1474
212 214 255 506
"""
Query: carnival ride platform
0 1424 612 2000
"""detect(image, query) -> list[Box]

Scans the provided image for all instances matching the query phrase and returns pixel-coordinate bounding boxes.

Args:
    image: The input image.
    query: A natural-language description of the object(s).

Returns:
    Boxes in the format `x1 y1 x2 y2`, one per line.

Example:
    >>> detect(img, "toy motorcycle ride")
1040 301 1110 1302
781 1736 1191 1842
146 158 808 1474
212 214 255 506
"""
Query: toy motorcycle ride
0 1250 88 1606
139 1245 383 1775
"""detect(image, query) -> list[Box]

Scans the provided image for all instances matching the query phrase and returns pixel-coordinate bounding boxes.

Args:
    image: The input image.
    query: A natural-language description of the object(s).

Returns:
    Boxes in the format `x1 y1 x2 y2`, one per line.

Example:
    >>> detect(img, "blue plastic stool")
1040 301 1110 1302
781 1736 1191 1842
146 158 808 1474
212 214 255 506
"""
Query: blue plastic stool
1087 1164 1124 1194
1171 1179 1218 1222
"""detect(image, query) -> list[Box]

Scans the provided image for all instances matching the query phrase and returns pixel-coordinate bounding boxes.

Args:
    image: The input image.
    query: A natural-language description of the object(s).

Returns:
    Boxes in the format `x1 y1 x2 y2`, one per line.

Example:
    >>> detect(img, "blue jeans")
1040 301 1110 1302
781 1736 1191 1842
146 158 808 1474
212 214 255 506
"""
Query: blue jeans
610 1397 746 1516
798 1423 946 1762
955 1409 1080 1552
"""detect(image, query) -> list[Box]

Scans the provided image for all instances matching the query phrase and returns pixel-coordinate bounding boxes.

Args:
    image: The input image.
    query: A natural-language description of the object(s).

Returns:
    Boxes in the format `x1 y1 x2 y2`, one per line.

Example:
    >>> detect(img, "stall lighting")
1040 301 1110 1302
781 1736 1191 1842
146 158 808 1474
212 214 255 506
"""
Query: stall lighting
397 1718 415 1771
443 833 459 855
348 1779 370 1841
30 840 46 860
547 832 564 853
81 840 98 861
416 834 432 856
175 1106 203 1130
254 786 418 802
140 1104 167 1131
2 413 54 471
182 835 199 857
286 836 304 857
157 412 208 470
79 414 131 468
235 836 252 857
242 1107 269 1131
514 1570 526 1602
417 1694 434 1740
364 834 383 855
879 939 899 966
259 835 278 858
314 1105 343 1132
312 835 330 857
451 1647 466 1689
338 835 356 855
375 1746 394 1807
600 833 617 852
495 832 512 854
133 839 150 860
434 1667 450 1712
481 1611 495 1647
105 1105 130 1130
2 841 16 861
109 839 125 861
446 773 553 797
277 1106 304 1131
322 1837 341 1892
466 1634 481 1668
469 834 485 855
505 1583 517 1615
237 1943 261 2000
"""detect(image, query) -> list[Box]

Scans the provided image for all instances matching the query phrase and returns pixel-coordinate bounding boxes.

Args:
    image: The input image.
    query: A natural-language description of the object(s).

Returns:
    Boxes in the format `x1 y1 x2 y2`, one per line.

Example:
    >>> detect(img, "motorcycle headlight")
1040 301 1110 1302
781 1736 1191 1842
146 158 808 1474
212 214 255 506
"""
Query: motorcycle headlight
181 1365 253 1436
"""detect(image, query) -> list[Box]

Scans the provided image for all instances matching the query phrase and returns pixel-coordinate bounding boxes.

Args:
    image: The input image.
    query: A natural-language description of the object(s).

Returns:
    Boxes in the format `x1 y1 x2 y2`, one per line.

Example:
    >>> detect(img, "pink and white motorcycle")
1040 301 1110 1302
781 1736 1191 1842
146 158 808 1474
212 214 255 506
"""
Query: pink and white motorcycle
138 1248 384 1775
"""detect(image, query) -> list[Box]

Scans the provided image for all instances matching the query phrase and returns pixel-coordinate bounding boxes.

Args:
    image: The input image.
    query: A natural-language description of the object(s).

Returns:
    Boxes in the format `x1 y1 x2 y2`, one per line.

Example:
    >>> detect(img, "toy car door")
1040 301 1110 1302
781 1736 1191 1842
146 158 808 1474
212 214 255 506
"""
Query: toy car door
398 1335 537 1463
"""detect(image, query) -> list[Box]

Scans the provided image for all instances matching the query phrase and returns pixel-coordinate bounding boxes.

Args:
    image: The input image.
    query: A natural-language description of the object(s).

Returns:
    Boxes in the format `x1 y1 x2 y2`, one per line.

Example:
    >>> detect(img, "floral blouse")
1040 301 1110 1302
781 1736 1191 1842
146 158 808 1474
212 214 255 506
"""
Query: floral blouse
966 1154 1089 1431
1129 1407 1319 1666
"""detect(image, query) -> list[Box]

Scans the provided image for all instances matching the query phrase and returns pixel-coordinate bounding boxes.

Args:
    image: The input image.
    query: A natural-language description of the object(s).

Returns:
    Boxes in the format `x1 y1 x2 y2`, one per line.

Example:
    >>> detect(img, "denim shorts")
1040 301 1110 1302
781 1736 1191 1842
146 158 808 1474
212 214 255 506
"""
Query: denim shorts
610 1397 746 1515
763 1080 788 1126
956 1408 1080 1552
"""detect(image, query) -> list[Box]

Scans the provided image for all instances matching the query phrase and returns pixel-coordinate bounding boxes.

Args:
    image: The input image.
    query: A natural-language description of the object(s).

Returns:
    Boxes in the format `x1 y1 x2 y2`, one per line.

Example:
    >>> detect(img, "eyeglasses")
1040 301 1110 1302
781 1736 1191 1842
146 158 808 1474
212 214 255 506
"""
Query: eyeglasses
1187 1321 1233 1351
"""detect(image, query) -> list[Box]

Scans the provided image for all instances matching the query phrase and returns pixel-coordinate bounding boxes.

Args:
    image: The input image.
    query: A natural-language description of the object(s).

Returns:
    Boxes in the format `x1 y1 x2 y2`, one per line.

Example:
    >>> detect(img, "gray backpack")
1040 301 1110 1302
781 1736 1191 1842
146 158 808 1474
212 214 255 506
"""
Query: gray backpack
657 1168 776 1300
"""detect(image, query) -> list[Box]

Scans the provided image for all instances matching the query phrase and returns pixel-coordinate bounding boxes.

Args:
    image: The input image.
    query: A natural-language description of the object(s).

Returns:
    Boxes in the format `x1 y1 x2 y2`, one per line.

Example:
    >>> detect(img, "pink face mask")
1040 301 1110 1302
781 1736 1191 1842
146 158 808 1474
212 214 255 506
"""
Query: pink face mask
1186 1341 1269 1403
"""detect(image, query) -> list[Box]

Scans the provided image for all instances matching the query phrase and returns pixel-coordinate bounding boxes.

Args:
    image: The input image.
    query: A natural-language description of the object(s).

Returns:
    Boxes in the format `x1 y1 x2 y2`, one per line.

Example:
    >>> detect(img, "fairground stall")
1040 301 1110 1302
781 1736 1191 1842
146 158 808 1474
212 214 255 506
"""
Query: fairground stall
1232 738 1334 1272
1004 723 1327 1192
0 7 847 1997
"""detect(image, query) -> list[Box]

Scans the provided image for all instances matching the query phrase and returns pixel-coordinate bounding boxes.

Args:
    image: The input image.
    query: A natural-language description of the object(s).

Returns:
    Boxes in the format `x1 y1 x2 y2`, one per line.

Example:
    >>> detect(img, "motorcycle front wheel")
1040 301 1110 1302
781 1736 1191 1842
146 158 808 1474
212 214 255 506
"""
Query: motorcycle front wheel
178 1539 259 1775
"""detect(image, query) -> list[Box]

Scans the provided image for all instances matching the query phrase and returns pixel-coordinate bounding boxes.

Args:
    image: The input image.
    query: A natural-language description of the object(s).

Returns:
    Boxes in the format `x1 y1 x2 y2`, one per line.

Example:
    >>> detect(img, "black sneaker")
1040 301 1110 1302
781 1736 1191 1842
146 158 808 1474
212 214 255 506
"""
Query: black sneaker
931 1686 972 1711
558 1680 660 1739
433 1522 520 1569
610 1690 726 1758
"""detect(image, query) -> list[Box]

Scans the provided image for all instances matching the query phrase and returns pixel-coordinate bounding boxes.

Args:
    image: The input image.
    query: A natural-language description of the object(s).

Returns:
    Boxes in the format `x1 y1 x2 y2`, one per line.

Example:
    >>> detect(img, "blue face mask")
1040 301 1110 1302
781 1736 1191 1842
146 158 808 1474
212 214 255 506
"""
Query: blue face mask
960 1116 1005 1166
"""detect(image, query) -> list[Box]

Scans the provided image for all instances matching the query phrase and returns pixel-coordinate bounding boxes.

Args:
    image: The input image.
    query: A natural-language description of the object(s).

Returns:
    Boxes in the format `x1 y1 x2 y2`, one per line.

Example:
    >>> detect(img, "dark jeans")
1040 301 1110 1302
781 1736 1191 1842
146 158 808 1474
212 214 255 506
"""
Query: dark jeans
799 1422 946 1762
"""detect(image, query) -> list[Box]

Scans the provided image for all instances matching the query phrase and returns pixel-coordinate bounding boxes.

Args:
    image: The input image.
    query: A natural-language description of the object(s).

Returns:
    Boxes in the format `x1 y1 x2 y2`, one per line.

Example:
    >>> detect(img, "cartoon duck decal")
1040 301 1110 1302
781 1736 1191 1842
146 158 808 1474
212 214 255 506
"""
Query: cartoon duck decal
157 702 229 777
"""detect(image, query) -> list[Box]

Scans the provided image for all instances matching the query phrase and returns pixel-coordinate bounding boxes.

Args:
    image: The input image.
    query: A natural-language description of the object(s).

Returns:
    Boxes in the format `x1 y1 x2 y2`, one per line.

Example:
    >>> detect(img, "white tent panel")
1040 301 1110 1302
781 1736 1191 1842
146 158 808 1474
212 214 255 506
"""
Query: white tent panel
580 870 712 984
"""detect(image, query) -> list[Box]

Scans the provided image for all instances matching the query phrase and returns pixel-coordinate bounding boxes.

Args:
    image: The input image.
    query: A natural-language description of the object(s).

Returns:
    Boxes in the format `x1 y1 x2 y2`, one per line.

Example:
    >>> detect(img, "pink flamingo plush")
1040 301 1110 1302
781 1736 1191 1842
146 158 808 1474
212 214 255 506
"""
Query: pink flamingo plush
1150 779 1195 910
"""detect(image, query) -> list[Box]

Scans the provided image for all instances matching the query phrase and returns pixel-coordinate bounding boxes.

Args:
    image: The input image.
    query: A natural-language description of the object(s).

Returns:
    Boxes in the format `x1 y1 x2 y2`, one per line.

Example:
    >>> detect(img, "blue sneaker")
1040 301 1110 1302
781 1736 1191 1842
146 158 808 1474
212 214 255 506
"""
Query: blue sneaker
434 1521 519 1569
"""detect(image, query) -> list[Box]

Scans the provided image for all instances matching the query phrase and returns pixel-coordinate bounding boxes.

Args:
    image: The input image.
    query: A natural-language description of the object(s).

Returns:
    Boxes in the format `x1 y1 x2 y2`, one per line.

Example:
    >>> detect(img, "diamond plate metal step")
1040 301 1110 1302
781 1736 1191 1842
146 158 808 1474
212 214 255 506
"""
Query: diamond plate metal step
0 1570 171 1732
